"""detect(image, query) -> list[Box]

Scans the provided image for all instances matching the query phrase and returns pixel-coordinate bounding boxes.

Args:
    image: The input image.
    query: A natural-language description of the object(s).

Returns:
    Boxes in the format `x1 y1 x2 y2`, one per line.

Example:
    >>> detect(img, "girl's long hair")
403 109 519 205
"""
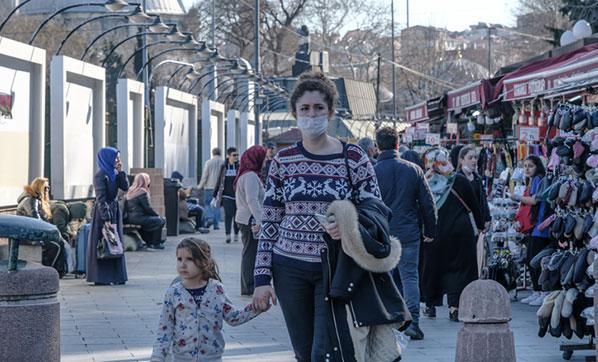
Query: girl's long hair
25 177 52 219
525 155 546 223
177 238 221 282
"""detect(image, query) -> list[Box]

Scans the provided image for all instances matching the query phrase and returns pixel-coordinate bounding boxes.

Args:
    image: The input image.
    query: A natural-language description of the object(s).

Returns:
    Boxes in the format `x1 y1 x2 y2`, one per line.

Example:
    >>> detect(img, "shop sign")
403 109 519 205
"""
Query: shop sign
405 102 429 123
447 82 482 110
414 128 427 140
402 133 413 143
480 134 494 145
519 126 540 142
416 122 429 131
425 133 440 145
405 127 415 136
446 122 458 134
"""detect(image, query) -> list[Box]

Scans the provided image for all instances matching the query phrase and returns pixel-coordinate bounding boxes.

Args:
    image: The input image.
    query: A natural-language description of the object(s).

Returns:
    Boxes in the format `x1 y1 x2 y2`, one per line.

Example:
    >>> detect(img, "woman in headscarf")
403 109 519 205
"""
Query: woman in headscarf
17 177 66 275
87 147 129 285
421 147 484 322
234 145 268 295
124 173 165 249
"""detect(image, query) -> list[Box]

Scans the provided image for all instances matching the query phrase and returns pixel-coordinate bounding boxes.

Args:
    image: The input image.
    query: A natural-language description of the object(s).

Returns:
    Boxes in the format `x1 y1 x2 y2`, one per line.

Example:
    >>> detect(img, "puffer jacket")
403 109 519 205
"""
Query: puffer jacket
321 197 411 362
16 192 47 221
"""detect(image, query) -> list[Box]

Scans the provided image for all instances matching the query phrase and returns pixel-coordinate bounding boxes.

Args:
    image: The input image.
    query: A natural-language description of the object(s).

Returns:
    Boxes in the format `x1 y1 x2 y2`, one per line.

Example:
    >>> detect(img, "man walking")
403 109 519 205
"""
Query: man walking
357 136 379 165
374 127 437 340
198 148 224 230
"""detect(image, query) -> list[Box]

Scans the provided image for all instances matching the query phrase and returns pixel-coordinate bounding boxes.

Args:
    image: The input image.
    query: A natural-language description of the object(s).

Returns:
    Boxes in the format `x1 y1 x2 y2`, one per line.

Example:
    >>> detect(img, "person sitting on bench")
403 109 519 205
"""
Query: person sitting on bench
171 171 209 234
16 177 67 276
124 173 166 249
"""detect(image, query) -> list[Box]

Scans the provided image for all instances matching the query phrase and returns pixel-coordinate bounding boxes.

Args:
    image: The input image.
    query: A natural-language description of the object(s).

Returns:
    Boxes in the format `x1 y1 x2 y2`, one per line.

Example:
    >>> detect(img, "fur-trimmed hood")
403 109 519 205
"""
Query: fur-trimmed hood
326 199 401 273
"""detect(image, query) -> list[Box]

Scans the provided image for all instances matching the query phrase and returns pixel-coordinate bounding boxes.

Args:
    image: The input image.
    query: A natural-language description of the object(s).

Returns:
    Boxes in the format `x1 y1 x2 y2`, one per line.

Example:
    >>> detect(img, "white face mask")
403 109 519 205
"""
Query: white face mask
296 115 329 139
462 165 473 174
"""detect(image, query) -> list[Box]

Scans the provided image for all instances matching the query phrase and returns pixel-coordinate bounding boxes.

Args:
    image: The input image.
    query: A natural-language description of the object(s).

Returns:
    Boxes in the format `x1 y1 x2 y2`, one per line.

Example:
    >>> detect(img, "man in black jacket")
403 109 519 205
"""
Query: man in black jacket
374 127 437 340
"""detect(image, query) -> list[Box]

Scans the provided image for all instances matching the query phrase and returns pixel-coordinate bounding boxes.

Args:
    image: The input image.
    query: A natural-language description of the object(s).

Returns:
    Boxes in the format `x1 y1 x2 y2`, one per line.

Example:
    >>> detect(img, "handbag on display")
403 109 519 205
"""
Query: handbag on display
97 222 124 259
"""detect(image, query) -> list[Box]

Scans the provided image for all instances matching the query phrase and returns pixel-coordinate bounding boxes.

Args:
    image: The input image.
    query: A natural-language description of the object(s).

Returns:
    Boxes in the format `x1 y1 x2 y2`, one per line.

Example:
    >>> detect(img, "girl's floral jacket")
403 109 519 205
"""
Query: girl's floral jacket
151 279 259 362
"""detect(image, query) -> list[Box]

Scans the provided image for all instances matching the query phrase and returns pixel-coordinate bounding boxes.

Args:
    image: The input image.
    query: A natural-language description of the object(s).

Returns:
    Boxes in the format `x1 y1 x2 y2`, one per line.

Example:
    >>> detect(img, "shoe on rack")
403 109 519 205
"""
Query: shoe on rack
520 291 541 304
423 306 436 319
449 309 459 322
225 235 231 244
404 324 424 340
529 292 548 306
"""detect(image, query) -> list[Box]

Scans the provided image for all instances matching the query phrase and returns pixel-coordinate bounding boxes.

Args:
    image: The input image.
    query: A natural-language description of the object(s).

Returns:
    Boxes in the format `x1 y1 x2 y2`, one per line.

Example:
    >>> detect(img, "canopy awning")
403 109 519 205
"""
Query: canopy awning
497 44 598 101
544 70 598 98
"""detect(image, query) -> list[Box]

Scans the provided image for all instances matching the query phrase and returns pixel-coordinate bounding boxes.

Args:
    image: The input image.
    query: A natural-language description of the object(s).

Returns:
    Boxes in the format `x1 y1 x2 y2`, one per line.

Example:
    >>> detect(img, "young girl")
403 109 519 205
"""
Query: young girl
151 238 267 362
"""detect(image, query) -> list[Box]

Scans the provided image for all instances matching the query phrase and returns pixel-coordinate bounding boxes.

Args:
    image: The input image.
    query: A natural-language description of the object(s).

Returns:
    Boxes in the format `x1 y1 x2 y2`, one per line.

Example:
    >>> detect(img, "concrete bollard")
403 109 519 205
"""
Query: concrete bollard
455 279 516 362
0 215 61 362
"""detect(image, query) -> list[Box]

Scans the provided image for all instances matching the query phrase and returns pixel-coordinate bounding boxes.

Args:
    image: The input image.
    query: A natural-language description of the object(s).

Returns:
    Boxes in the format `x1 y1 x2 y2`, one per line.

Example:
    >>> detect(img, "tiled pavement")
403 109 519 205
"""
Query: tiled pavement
59 228 595 361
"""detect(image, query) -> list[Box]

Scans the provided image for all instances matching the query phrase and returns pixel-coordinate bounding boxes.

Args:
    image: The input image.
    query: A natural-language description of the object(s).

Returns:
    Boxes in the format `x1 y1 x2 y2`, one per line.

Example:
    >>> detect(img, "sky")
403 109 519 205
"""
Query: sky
181 0 519 32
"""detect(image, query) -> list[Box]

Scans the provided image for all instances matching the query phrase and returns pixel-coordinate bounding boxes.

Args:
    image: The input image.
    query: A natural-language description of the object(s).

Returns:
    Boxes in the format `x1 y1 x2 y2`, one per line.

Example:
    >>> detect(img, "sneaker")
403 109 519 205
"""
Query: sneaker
404 324 424 340
520 291 541 304
147 244 165 250
233 234 239 242
213 226 220 230
225 235 231 244
449 309 459 322
529 292 548 306
423 306 436 319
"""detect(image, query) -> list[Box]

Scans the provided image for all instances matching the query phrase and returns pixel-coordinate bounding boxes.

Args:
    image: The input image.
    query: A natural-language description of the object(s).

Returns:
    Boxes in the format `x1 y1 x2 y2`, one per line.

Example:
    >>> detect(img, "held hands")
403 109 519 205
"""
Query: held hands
323 221 341 240
252 285 277 313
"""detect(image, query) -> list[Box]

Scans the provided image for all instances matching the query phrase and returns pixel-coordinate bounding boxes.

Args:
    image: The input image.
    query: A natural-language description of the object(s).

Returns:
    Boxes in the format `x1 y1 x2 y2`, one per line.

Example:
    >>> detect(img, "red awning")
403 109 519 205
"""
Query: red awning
496 43 598 101
404 102 429 123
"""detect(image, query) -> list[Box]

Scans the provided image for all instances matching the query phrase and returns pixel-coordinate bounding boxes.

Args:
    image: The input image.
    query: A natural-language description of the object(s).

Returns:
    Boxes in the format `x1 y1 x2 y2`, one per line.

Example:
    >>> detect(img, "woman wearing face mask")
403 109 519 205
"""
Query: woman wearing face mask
421 148 484 322
252 72 406 361
511 155 552 306
454 146 491 231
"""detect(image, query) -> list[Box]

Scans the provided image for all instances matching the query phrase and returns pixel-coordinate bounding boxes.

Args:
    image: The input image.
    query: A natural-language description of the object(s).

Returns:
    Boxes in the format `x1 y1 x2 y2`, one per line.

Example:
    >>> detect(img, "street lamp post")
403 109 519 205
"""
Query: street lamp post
391 0 397 119
254 0 261 145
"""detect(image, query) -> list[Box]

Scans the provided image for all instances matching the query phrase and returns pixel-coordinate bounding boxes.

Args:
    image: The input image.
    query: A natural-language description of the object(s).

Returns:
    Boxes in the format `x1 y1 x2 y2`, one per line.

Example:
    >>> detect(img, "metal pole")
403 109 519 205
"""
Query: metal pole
211 0 216 48
142 0 150 168
254 0 262 145
487 26 492 77
406 0 409 28
376 53 381 116
391 0 396 118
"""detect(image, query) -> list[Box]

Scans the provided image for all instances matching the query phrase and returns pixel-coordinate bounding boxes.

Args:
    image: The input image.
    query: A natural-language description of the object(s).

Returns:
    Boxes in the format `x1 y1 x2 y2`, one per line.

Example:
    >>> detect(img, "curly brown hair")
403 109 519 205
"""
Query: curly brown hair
289 72 338 114
177 237 222 282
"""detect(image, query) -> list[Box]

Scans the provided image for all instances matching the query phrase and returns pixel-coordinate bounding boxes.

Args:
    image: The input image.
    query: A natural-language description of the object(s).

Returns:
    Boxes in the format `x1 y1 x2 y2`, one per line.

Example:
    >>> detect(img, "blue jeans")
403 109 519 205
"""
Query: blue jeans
273 263 326 362
203 189 221 228
392 239 420 324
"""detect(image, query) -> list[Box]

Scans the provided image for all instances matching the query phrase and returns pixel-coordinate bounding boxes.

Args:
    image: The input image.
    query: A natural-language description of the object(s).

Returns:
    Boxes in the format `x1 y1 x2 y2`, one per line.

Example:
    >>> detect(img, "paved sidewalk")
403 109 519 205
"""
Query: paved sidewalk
59 228 595 361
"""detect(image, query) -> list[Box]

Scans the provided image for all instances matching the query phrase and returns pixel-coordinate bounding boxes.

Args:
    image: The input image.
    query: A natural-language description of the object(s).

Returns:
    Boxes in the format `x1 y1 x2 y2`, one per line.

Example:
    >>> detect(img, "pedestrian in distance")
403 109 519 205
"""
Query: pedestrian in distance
213 147 240 244
357 136 379 165
87 147 129 286
252 72 410 361
151 237 267 362
420 147 484 322
17 177 68 276
198 148 225 230
261 141 277 183
124 172 166 249
374 126 437 340
234 145 268 296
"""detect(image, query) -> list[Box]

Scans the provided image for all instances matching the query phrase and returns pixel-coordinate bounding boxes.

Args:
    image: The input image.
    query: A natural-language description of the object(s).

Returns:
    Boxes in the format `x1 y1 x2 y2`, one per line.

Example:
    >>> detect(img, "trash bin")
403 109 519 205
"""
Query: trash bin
164 178 181 236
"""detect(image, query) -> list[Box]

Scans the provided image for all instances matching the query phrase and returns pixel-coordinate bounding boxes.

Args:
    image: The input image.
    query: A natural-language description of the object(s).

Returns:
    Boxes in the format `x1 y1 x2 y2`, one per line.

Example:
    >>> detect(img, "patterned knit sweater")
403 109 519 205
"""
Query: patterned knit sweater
254 142 381 287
